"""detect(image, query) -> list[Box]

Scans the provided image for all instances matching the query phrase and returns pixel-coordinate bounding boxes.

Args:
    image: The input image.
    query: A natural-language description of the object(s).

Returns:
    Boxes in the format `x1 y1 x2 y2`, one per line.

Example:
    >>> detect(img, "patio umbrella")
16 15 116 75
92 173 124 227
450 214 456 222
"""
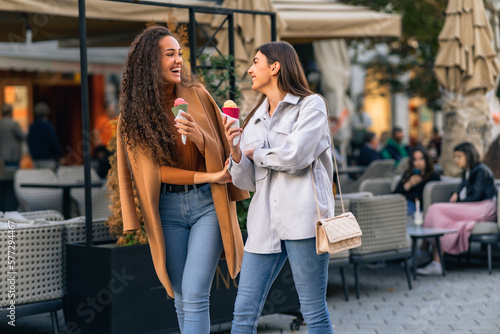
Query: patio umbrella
434 0 500 95
434 0 500 176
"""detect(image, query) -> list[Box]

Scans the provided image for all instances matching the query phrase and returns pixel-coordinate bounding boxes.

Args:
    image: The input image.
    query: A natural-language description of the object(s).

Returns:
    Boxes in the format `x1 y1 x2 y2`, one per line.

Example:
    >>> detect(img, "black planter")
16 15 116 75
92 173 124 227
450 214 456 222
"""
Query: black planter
65 242 300 334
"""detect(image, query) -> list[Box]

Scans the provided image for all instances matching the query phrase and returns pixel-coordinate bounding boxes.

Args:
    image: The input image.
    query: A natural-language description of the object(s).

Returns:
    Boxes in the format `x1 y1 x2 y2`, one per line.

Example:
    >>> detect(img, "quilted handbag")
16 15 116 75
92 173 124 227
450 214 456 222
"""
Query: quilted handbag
311 142 362 255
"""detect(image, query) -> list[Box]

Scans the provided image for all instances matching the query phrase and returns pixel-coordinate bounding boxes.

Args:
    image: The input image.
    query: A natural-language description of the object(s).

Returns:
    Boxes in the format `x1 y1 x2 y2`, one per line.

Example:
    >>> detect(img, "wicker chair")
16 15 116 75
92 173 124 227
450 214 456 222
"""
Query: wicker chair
359 177 393 196
342 160 396 193
422 180 460 216
348 194 412 299
56 166 102 216
0 223 64 333
13 169 63 213
393 156 410 175
21 210 64 221
90 183 112 219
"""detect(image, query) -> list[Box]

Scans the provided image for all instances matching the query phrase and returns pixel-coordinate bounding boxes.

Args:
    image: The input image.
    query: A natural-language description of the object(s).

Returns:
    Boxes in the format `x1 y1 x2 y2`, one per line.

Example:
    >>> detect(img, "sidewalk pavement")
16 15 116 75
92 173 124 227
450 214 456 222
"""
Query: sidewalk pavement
2 251 499 334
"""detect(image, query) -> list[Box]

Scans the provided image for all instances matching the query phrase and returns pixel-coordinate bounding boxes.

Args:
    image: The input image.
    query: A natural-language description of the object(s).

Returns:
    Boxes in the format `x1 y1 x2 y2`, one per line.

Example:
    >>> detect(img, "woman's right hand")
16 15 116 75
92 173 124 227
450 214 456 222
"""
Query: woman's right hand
223 115 242 163
404 175 422 190
211 165 232 184
449 192 458 203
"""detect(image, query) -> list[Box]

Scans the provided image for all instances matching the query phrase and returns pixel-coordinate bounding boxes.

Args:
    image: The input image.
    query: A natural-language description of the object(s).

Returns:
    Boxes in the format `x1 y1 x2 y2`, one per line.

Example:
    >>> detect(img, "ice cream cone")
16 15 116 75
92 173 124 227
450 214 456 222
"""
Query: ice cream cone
172 104 188 117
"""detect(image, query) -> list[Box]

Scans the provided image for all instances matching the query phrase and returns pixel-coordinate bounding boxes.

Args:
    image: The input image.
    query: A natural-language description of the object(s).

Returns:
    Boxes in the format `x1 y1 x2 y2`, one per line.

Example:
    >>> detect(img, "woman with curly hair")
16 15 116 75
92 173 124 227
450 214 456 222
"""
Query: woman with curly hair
117 26 248 333
394 145 441 214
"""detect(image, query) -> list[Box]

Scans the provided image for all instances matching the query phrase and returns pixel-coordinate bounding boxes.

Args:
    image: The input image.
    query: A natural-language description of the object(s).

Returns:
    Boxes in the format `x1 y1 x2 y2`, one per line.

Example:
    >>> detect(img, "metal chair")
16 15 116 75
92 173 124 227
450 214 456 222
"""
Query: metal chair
13 169 63 212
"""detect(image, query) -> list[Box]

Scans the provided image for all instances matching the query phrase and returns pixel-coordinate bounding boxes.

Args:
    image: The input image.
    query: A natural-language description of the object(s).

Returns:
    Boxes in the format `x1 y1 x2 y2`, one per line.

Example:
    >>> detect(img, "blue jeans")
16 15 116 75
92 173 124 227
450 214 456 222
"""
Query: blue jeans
231 238 333 334
159 183 223 334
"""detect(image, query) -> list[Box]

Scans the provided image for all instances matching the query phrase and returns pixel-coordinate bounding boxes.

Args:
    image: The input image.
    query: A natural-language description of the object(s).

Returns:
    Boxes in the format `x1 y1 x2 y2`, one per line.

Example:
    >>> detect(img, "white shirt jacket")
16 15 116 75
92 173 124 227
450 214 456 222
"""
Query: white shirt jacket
229 94 335 254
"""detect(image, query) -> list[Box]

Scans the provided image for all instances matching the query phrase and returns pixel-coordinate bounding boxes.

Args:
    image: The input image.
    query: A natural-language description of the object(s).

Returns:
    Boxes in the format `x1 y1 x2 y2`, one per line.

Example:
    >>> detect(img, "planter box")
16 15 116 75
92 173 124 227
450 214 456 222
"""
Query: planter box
65 242 300 334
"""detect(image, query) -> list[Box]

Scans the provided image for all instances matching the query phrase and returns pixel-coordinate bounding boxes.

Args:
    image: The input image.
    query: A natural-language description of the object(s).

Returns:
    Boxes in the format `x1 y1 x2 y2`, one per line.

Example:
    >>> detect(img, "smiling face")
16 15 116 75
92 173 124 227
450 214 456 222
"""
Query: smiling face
247 51 275 93
159 36 183 85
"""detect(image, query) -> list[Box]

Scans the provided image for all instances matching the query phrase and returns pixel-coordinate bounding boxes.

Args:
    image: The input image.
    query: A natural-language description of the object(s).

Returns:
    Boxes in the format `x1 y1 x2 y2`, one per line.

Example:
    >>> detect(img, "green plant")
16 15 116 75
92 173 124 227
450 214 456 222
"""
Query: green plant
236 194 253 233
197 53 241 107
196 53 250 230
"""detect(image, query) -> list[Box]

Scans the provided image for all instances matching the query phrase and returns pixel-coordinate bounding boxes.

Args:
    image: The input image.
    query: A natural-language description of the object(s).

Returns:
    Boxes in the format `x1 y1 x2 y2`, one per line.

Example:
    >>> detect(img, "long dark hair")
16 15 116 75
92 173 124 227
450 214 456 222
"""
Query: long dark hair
454 142 480 169
242 41 313 128
402 145 435 183
119 25 187 166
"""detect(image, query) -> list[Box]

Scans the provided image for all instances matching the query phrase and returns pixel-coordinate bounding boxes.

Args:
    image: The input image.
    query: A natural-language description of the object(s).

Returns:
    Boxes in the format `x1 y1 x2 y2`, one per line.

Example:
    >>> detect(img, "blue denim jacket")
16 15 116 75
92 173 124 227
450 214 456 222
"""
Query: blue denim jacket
229 94 335 254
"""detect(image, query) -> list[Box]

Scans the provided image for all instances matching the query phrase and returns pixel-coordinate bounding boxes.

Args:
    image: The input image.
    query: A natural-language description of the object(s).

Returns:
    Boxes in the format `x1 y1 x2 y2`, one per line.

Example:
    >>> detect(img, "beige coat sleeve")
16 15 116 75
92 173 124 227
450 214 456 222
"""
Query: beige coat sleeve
117 120 141 232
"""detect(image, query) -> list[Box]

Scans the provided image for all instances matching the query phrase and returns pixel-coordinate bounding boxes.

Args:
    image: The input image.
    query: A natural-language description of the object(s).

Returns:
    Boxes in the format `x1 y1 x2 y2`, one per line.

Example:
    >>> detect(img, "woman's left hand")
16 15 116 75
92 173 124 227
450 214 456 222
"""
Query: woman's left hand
175 112 204 149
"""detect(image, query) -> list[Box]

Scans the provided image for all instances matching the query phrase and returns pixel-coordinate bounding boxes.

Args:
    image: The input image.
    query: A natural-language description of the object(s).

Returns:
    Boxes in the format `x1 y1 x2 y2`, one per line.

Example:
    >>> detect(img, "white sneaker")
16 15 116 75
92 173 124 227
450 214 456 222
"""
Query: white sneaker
416 261 443 276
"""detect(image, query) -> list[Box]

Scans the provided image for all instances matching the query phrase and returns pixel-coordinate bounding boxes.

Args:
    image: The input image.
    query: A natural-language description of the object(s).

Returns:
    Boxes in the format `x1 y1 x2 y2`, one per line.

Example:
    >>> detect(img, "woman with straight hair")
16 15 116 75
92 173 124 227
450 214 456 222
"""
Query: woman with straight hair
117 25 248 333
224 41 334 333
417 142 497 276
394 145 441 214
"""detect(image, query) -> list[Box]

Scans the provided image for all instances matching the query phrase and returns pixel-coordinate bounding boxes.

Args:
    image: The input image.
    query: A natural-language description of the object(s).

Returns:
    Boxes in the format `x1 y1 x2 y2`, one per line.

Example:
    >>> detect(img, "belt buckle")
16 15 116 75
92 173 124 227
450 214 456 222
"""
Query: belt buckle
183 185 189 193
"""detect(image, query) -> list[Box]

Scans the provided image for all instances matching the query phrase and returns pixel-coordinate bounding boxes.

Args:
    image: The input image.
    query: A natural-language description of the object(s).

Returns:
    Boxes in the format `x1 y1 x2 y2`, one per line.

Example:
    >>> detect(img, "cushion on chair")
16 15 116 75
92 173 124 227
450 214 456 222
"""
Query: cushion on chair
471 221 499 235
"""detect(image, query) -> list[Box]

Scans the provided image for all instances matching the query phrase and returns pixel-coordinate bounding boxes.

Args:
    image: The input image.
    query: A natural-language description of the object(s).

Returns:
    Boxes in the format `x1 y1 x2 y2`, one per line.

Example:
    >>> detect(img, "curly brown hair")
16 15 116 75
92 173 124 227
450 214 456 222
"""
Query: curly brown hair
119 25 187 166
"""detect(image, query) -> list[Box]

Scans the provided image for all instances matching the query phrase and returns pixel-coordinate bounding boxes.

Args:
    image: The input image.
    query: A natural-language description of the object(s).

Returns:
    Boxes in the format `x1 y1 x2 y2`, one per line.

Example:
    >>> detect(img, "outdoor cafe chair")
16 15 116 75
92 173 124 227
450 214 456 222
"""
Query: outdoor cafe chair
0 222 64 334
89 183 112 219
13 169 63 213
347 194 412 299
56 166 102 216
342 160 396 193
21 210 64 222
359 177 393 196
393 156 410 175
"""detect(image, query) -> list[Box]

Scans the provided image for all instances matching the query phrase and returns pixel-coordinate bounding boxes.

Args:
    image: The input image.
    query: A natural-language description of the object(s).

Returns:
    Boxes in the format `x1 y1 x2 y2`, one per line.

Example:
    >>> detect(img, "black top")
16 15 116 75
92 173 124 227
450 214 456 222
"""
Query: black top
28 120 62 160
394 171 441 205
357 144 382 166
456 163 497 202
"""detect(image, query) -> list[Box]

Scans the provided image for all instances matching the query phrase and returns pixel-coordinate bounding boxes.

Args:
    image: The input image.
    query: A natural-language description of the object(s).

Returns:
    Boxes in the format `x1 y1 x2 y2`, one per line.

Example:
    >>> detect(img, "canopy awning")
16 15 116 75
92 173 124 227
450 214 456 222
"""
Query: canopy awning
0 0 401 45
0 0 214 45
273 0 401 43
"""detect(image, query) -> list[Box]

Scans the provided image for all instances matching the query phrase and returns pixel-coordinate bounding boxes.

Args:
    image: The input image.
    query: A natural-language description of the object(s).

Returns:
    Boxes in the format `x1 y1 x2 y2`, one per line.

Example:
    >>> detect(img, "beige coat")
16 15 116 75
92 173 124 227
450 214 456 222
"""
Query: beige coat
117 83 248 298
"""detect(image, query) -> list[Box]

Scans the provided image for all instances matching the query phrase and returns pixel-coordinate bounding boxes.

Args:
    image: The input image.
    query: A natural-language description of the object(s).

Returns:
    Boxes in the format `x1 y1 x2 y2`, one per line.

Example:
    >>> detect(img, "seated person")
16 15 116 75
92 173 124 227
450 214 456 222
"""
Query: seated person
381 126 409 165
394 146 440 214
417 142 497 276
356 131 381 166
